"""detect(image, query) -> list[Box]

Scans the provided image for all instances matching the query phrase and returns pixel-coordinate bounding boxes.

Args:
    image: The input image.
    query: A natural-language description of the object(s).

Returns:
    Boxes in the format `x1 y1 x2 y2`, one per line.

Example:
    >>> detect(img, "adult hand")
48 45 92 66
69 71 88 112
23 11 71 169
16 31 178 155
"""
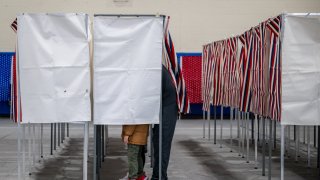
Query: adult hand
123 135 129 144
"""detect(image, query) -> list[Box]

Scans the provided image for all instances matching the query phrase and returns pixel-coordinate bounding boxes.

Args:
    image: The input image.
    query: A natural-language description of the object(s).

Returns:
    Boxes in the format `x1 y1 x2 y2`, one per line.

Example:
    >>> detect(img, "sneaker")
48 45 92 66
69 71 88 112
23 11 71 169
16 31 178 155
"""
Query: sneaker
138 173 149 180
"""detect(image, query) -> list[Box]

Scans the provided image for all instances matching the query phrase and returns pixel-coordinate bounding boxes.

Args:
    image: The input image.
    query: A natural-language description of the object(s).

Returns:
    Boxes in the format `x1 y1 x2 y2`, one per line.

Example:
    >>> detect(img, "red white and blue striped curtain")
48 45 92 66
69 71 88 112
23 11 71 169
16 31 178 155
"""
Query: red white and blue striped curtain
163 17 190 114
202 15 282 121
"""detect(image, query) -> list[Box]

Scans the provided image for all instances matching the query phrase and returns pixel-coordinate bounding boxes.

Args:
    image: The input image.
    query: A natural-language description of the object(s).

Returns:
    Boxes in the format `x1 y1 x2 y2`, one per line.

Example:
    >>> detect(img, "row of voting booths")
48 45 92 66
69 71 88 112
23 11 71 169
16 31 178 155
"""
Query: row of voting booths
14 13 165 180
201 13 320 180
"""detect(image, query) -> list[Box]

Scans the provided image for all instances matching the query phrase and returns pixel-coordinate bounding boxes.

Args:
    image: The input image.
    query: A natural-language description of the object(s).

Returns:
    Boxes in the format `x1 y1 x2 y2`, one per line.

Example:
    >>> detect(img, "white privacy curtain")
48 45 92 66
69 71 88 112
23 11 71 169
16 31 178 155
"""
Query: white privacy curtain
18 13 91 124
281 14 320 125
93 16 163 125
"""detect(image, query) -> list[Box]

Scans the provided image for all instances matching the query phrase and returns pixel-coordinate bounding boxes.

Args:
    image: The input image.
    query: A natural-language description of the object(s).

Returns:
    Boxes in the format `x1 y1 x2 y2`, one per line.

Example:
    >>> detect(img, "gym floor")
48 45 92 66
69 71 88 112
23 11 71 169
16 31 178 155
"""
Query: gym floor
0 118 319 180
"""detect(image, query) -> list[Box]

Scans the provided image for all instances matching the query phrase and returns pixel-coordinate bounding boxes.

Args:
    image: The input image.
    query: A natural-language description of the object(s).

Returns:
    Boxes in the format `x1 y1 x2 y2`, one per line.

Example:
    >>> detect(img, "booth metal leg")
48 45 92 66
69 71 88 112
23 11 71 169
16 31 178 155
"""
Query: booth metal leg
246 113 249 163
58 123 60 147
67 123 69 137
208 107 211 140
307 126 311 168
50 124 53 155
238 110 241 156
281 125 285 180
203 111 206 139
220 106 223 148
28 124 31 175
214 106 217 144
230 108 233 152
254 114 258 169
40 124 43 158
262 117 266 176
54 124 56 150
268 119 272 180
83 122 89 180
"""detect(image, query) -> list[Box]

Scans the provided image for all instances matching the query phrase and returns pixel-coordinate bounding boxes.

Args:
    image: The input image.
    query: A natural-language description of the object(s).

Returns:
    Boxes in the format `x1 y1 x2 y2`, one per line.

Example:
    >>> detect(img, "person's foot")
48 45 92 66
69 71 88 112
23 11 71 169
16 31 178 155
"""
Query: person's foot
138 174 149 180
137 172 149 180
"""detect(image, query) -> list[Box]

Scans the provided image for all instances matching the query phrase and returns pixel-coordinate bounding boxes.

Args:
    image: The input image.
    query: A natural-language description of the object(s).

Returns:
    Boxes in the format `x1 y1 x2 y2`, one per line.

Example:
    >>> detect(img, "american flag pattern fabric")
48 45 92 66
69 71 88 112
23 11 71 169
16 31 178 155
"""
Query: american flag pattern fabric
202 15 282 121
10 18 22 122
266 16 282 121
0 53 12 102
201 44 212 111
11 18 17 33
163 17 190 114
180 55 202 103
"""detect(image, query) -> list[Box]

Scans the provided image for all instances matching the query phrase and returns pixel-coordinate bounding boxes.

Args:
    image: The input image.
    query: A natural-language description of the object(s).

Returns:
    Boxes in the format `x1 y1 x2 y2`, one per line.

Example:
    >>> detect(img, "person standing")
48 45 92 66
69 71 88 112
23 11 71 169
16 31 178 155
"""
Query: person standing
122 124 149 180
151 65 179 180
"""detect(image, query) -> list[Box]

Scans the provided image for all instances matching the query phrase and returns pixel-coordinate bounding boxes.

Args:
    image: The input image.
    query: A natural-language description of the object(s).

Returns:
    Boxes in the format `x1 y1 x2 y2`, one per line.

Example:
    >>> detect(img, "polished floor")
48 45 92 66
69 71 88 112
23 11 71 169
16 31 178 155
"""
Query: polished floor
0 117 319 180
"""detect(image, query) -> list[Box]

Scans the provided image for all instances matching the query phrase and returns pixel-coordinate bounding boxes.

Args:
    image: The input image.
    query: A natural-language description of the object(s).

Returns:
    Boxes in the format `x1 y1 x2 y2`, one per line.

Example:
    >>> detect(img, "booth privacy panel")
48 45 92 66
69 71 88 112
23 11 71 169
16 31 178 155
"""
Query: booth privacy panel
282 14 320 125
18 13 91 123
93 16 163 125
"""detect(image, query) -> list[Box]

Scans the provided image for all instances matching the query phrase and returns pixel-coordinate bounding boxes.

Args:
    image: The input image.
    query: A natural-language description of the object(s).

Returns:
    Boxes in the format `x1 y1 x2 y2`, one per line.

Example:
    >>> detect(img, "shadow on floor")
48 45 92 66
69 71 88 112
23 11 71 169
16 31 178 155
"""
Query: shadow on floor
179 139 240 180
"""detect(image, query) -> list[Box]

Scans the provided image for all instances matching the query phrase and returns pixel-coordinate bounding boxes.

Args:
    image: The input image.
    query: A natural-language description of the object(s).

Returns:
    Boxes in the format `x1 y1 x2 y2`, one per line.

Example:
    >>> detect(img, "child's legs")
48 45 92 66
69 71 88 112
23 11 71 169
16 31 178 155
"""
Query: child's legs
128 144 140 179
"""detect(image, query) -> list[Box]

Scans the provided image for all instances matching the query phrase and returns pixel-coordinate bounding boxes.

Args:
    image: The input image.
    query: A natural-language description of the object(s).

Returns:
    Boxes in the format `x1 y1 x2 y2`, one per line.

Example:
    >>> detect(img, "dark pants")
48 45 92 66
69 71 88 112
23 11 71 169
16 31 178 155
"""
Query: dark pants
152 103 178 180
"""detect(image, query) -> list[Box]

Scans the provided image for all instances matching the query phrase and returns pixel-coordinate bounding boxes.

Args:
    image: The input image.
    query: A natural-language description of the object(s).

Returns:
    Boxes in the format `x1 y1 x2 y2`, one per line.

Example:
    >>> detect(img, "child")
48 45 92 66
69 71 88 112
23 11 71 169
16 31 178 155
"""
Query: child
121 124 149 180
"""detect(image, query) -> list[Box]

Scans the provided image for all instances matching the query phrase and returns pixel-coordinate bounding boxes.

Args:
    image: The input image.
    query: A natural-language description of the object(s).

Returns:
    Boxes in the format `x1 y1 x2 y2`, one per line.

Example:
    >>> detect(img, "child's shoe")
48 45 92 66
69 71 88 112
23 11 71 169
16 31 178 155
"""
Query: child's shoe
137 172 149 180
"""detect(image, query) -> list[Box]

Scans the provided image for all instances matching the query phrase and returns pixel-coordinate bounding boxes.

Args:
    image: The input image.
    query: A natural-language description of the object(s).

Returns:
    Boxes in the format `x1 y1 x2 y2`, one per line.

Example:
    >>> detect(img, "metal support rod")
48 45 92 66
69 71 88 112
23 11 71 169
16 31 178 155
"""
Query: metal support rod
41 124 43 158
32 124 36 165
254 114 258 169
317 126 320 169
102 126 105 161
67 123 69 137
17 115 22 180
281 125 285 180
22 125 26 179
273 120 276 150
93 125 97 180
220 106 223 148
83 122 88 180
246 113 249 163
268 119 272 180
230 107 233 152
294 125 296 141
54 123 56 150
286 126 290 157
307 126 311 168
50 124 53 155
262 117 266 176
303 126 306 144
61 123 64 143
251 114 254 145
214 106 217 144
58 123 60 147
97 126 101 169
203 110 206 138
242 112 245 158
208 107 211 140
295 126 298 162
237 109 240 138
258 118 260 144
238 110 241 156
314 126 317 148
298 126 300 158
28 124 31 175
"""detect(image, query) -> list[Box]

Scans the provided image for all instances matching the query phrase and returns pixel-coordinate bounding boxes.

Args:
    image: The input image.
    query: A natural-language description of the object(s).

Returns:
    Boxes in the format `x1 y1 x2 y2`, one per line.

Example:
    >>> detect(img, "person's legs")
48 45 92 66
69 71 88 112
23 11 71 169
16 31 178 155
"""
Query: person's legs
128 144 140 179
152 103 178 180
152 125 159 179
138 145 144 176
